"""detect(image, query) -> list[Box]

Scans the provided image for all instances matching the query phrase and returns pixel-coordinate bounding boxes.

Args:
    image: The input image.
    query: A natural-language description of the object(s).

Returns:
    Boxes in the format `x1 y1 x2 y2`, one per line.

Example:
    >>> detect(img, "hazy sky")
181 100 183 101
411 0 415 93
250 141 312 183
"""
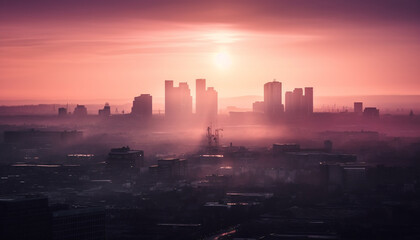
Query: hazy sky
1 0 420 103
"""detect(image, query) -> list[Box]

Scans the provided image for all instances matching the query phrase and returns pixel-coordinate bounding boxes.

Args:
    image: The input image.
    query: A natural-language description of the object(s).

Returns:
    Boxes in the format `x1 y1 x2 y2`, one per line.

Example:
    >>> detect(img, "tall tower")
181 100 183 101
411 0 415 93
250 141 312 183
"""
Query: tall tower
354 102 363 114
285 91 293 113
264 80 283 118
165 80 192 119
196 79 206 116
304 87 313 114
165 80 174 117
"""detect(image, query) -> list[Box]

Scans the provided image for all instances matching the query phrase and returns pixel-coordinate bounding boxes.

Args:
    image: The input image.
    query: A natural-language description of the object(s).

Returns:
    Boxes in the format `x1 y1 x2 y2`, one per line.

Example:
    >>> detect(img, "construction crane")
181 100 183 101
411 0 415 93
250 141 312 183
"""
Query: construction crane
206 125 223 152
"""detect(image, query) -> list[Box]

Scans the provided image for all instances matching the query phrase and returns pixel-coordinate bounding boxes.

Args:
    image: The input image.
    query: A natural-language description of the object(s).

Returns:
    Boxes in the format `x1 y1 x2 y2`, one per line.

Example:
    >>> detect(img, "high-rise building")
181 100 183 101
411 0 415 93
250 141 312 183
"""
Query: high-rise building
73 105 87 117
264 80 283 118
196 79 218 121
131 94 152 118
165 80 192 119
354 102 363 114
98 103 111 117
292 88 304 114
304 87 313 114
285 87 314 116
196 78 206 115
285 91 293 113
58 107 67 117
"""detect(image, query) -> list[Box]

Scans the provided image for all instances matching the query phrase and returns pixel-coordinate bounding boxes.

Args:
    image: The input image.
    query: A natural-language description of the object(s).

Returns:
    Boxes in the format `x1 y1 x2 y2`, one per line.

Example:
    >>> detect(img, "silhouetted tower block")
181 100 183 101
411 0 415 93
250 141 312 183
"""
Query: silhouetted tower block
253 101 265 113
58 107 67 117
196 79 218 122
196 78 206 115
131 94 152 118
293 88 304 114
73 105 87 117
304 87 313 114
285 87 314 116
285 91 293 113
165 80 174 117
264 80 283 118
354 102 363 114
98 103 111 117
165 80 192 119
363 107 380 118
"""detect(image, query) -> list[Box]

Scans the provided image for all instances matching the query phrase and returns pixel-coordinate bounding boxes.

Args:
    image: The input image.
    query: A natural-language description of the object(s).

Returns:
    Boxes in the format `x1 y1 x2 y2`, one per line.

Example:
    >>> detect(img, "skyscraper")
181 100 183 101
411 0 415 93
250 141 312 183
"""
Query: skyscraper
196 78 206 116
165 80 192 119
131 94 152 118
285 91 293 113
195 79 218 121
304 87 313 114
285 87 314 116
264 80 283 118
354 102 363 114
292 88 303 114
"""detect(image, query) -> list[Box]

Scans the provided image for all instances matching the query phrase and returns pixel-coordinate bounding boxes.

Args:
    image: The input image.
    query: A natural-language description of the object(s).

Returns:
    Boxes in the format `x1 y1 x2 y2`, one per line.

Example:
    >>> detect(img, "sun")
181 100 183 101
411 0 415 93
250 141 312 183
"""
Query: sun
213 51 232 70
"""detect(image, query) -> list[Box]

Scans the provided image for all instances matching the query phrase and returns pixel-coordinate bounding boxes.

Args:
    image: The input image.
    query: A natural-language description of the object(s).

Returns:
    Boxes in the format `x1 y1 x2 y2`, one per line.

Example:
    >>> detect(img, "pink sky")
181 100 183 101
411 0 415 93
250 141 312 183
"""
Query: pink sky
1 0 420 104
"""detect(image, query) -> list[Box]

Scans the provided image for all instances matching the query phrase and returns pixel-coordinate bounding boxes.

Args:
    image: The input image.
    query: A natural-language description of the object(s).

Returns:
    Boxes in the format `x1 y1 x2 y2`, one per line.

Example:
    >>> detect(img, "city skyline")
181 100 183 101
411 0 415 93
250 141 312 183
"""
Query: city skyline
1 0 420 103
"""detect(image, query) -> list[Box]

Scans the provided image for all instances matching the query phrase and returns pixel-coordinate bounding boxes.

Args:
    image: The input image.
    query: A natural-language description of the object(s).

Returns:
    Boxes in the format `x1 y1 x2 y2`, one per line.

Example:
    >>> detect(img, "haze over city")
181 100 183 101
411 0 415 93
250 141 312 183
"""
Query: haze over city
1 1 420 240
1 0 420 104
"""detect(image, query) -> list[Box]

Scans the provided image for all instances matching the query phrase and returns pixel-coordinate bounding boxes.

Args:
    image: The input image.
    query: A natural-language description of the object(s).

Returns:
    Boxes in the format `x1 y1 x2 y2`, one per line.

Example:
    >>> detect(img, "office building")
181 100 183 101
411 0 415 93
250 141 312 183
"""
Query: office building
149 158 188 179
196 79 218 121
285 91 293 113
363 107 380 118
304 87 314 114
131 94 152 118
264 80 283 118
107 146 144 168
285 87 314 116
98 103 110 117
354 102 363 114
58 107 67 117
165 80 192 119
73 105 88 117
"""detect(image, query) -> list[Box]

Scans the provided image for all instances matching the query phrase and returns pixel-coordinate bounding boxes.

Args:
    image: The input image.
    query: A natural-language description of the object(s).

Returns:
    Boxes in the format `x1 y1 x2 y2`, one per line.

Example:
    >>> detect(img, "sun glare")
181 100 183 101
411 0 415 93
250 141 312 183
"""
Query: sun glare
214 51 232 70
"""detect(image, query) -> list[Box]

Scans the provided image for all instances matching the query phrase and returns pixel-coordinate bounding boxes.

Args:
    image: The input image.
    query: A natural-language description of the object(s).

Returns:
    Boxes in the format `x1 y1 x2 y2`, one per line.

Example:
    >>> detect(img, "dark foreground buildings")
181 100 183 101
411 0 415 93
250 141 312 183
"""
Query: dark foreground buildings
0 195 105 240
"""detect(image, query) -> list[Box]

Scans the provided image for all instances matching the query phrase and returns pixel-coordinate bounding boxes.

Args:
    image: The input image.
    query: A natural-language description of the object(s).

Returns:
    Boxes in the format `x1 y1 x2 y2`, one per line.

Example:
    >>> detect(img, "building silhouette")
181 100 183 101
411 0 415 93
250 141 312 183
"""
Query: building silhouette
196 79 218 121
98 103 110 117
165 80 192 119
285 87 314 116
73 105 87 117
131 94 152 118
354 102 363 114
264 80 283 118
363 107 379 118
253 101 265 113
58 107 67 117
304 87 314 114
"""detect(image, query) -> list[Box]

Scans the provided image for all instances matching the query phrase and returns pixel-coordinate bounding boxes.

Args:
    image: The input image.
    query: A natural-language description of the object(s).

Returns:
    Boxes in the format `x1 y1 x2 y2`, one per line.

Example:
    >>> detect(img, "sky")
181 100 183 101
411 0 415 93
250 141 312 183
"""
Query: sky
1 0 420 104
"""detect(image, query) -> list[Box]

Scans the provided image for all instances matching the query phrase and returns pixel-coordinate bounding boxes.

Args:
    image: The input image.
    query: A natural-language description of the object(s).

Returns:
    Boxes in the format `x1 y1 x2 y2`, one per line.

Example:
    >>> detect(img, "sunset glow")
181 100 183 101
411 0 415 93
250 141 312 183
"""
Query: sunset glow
214 51 232 70
0 0 420 104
